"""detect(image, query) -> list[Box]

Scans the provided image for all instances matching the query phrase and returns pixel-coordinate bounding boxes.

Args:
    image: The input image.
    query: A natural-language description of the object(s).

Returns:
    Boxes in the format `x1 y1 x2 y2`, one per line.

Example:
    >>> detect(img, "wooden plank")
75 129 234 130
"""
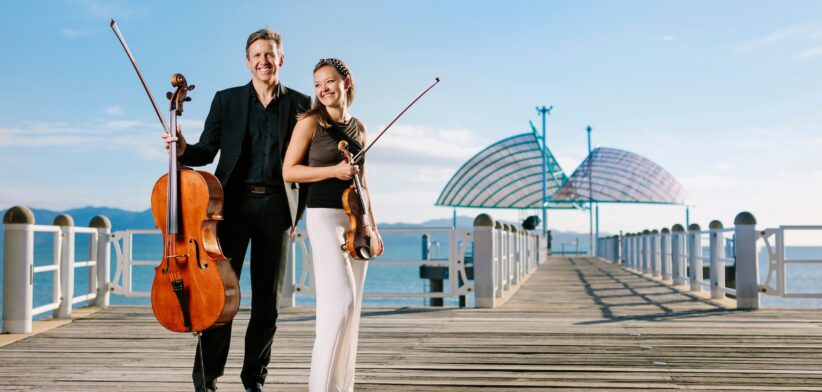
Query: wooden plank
1 256 821 391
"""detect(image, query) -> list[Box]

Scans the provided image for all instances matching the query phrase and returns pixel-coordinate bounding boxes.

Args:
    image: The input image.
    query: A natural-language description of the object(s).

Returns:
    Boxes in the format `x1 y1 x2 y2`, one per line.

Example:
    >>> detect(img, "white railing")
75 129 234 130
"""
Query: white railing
2 211 110 333
759 225 822 299
599 221 738 300
108 227 474 303
472 217 543 308
596 212 822 309
281 227 475 306
108 221 542 309
3 207 547 333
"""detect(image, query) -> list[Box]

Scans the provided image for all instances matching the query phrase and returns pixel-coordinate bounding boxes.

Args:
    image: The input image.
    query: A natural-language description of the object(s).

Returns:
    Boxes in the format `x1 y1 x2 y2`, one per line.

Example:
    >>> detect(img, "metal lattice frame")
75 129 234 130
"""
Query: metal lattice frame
551 147 689 204
436 132 576 209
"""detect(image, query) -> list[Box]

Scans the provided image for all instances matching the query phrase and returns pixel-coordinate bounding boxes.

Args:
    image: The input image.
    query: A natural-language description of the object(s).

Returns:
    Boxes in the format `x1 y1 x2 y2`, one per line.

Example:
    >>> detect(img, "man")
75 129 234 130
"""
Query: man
163 28 310 392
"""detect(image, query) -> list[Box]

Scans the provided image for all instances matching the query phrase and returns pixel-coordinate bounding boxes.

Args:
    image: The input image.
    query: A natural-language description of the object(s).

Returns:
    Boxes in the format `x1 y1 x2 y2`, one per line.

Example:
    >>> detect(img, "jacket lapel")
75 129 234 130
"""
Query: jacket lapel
234 82 252 154
277 84 291 157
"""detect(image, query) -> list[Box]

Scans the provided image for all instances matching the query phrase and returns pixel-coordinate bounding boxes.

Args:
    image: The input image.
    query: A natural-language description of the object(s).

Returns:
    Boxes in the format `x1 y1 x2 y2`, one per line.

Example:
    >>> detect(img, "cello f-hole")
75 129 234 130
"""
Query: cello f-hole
189 238 207 270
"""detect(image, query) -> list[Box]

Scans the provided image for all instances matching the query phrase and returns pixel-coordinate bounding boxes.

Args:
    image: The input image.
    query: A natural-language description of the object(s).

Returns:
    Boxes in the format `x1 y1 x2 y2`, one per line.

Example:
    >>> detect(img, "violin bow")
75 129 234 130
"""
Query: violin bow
350 77 440 164
109 18 170 134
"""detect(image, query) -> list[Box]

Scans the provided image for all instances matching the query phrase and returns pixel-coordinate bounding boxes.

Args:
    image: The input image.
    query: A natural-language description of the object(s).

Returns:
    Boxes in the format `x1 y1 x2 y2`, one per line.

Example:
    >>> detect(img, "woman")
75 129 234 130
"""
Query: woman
282 58 372 392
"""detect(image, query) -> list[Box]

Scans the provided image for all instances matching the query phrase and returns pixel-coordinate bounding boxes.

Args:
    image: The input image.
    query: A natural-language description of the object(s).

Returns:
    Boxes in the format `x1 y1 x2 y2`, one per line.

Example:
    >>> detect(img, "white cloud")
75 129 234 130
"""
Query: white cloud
0 186 151 213
102 120 143 130
678 174 739 191
0 118 188 156
658 35 676 42
793 45 822 61
735 19 822 61
104 105 124 116
366 124 487 166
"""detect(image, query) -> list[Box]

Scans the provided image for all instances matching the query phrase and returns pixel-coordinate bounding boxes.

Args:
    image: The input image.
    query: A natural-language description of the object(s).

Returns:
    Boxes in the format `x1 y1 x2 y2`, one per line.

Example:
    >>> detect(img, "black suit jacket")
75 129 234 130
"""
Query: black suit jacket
179 82 311 227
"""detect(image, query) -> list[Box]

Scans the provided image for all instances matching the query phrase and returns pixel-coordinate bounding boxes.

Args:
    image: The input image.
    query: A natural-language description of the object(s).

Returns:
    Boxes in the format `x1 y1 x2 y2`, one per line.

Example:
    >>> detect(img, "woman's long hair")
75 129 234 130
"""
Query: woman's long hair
298 58 355 128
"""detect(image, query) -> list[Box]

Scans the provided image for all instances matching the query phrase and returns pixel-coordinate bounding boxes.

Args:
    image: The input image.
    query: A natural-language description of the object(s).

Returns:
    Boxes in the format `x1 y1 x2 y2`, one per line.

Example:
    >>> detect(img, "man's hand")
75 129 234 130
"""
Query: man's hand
161 124 187 156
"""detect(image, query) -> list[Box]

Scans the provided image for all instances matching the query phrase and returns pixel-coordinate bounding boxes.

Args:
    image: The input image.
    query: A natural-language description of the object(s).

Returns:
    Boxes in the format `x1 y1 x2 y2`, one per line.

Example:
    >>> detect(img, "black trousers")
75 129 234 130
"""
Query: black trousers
193 191 291 389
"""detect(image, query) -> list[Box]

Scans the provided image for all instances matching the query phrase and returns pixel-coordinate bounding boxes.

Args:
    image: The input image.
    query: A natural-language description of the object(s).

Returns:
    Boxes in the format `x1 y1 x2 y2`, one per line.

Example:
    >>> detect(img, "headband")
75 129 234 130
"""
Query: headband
318 58 350 78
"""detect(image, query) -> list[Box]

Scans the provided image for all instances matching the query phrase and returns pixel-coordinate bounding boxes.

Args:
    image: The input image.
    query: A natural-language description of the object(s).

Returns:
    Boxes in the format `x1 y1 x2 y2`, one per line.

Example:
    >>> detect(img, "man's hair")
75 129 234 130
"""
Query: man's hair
246 28 282 58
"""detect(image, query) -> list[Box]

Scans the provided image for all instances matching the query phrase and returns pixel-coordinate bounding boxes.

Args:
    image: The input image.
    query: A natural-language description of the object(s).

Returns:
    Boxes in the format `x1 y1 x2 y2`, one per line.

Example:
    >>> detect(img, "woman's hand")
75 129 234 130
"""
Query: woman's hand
333 161 359 180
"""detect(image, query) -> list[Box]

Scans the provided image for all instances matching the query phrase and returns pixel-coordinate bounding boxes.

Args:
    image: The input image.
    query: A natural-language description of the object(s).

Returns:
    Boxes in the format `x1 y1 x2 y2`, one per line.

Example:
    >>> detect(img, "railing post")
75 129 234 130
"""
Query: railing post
641 230 651 274
510 226 519 286
635 233 642 271
55 214 75 318
660 228 671 281
734 212 759 309
621 234 628 265
2 206 36 333
473 214 496 308
688 223 702 292
671 224 686 285
613 235 620 263
498 222 509 291
651 229 661 277
90 216 111 307
709 220 725 300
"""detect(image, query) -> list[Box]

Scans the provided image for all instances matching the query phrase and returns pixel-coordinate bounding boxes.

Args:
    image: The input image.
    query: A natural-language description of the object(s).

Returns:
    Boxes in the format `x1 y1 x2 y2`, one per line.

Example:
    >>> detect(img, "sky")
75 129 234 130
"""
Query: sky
1 0 822 243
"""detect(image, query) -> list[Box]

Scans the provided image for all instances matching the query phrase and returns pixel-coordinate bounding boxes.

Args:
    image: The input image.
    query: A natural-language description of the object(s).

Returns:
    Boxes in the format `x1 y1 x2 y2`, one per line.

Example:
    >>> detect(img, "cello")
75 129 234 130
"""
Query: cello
149 74 240 333
110 20 239 333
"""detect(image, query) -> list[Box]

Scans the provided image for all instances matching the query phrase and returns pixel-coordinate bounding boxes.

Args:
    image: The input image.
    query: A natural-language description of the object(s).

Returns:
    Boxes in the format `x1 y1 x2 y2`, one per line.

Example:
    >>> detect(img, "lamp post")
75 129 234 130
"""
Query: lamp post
587 125 594 256
537 105 552 235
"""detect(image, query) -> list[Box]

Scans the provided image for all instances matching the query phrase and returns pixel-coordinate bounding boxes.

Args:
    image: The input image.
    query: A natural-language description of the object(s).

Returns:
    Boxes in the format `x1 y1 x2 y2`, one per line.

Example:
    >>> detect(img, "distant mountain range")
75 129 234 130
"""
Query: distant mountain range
0 206 600 251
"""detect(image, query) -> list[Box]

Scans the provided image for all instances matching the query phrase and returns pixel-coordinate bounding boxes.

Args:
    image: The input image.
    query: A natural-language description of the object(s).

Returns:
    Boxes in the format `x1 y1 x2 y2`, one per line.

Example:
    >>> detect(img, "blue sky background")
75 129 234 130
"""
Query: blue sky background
2 0 822 241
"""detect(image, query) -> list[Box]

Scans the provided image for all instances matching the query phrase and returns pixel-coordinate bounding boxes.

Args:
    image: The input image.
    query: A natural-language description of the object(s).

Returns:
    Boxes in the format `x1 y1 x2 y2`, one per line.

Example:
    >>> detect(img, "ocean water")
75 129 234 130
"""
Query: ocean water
1 235 821 326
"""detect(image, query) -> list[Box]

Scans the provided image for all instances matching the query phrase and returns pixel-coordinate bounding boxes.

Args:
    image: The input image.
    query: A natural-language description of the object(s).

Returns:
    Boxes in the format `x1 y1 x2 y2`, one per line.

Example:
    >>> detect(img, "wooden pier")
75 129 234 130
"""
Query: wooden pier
2 256 821 391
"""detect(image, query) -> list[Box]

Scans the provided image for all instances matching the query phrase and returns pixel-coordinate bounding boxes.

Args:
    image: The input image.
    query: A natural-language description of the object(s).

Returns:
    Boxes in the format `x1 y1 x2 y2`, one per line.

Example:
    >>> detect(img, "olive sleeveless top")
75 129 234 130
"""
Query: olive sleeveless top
306 118 363 209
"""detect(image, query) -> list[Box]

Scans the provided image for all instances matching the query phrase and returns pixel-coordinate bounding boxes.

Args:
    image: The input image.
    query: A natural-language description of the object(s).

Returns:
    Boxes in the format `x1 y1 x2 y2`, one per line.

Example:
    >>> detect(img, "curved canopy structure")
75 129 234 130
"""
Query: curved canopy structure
436 132 578 209
551 147 689 205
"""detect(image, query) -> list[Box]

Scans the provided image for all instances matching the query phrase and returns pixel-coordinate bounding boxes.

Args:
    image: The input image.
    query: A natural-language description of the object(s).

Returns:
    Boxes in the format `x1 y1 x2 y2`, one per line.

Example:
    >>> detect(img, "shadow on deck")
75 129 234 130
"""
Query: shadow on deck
1 256 821 391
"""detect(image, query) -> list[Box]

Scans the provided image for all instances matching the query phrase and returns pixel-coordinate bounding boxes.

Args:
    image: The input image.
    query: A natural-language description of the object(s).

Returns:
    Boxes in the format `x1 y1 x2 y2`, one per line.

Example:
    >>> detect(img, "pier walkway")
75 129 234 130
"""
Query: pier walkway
2 256 821 391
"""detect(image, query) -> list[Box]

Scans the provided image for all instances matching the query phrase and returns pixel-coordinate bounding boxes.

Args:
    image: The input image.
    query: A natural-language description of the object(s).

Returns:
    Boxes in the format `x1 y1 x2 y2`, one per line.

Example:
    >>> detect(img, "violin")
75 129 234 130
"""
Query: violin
110 20 239 333
338 140 383 260
336 77 441 261
149 74 240 333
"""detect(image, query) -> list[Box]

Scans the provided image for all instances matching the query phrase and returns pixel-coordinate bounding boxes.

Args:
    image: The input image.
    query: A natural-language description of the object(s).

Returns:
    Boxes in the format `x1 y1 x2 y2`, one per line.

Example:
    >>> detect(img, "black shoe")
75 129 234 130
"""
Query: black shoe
245 383 263 392
195 381 217 392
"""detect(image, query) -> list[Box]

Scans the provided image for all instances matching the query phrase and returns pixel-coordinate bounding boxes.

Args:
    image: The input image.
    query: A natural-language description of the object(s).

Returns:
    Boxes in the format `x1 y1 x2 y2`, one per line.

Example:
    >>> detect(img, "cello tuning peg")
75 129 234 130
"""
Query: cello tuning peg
184 97 192 102
188 85 195 91
166 92 173 100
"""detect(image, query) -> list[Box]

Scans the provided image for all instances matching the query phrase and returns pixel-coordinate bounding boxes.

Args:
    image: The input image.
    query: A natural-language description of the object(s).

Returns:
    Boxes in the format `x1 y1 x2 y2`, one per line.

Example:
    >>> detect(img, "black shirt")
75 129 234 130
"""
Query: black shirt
236 87 284 190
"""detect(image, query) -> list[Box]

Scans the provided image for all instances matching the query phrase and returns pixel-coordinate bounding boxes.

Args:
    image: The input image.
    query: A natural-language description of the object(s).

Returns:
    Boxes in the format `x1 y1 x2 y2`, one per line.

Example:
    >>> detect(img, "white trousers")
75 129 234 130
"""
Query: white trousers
307 208 368 392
